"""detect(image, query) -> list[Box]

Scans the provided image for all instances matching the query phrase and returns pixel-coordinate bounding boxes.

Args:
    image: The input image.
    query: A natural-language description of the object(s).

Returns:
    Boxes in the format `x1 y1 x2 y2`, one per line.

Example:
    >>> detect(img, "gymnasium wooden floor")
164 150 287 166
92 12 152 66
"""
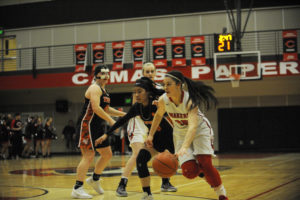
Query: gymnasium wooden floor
0 152 299 200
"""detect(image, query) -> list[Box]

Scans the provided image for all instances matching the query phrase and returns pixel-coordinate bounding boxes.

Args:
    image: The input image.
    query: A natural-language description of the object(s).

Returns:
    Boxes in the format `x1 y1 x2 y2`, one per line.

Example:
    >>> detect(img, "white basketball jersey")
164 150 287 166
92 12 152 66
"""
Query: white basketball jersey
162 90 213 137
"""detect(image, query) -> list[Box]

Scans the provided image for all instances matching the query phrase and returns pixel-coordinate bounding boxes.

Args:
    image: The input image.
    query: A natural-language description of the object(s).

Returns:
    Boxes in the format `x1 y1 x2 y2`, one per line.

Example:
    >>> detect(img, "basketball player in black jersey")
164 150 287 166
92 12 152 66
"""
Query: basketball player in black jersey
95 77 174 200
71 65 126 199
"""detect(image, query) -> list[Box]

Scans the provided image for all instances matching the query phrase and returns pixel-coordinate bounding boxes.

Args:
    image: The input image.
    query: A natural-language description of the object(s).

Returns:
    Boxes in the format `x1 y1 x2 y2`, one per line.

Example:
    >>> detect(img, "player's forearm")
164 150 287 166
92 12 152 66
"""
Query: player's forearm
149 113 163 137
93 106 115 125
181 126 197 149
107 107 126 117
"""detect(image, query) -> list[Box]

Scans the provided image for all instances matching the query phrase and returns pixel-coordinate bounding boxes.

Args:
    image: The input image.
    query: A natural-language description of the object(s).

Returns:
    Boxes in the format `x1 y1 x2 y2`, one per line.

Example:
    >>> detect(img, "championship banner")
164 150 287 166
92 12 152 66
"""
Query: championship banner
132 40 145 69
152 38 167 67
92 43 105 71
191 36 206 66
283 30 298 61
112 41 125 70
74 44 87 72
171 37 186 67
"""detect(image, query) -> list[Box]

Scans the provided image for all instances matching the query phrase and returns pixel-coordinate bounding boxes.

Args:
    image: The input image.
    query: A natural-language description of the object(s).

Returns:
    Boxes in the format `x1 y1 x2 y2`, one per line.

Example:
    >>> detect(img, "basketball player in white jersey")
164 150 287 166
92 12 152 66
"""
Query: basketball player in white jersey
146 70 229 200
116 63 177 197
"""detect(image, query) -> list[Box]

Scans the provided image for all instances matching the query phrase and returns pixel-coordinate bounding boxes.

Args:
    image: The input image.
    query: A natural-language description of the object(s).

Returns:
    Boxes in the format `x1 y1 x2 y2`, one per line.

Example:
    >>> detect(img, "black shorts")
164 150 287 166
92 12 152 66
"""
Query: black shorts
153 129 174 154
77 119 110 150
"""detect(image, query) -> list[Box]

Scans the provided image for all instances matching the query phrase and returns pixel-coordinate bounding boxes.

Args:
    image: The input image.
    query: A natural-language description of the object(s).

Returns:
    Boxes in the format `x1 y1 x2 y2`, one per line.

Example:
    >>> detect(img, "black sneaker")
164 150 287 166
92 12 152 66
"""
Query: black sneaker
116 184 128 197
161 182 177 192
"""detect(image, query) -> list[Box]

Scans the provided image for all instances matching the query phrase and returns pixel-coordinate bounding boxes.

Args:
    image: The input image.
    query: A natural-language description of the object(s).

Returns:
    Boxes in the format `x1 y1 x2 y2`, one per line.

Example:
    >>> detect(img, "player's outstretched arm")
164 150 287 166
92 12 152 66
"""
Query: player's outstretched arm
146 96 165 147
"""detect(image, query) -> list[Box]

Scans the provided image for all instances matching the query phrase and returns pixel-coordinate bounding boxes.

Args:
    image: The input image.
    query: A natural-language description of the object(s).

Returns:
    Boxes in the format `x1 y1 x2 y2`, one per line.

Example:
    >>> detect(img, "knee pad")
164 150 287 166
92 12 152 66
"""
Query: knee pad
136 149 151 178
181 160 201 179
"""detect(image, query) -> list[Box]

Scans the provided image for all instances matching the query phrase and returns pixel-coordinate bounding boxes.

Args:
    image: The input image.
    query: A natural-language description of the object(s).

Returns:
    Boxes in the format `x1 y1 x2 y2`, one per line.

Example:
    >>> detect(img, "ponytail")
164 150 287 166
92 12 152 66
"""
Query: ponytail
165 70 218 111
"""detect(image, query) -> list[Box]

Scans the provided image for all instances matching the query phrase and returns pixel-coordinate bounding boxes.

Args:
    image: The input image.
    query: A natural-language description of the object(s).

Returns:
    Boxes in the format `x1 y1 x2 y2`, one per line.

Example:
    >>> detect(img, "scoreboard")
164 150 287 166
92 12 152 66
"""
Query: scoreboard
214 33 235 52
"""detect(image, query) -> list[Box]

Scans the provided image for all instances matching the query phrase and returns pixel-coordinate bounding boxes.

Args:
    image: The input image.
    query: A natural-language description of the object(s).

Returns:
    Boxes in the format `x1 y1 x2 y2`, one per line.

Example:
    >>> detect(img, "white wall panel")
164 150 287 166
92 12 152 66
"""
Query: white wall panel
149 17 173 38
100 22 123 42
256 9 283 31
53 26 75 45
76 24 99 43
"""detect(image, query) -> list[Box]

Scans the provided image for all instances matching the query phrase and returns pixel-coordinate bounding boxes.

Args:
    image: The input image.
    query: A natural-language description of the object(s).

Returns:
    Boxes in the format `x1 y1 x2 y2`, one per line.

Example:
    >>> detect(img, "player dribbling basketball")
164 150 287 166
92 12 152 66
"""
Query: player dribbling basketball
146 70 229 200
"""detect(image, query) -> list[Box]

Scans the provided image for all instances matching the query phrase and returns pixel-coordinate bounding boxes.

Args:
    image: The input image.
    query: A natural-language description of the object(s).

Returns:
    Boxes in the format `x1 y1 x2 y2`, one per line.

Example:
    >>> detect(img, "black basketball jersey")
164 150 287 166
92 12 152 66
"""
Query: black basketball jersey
77 86 110 128
107 102 174 153
77 86 111 149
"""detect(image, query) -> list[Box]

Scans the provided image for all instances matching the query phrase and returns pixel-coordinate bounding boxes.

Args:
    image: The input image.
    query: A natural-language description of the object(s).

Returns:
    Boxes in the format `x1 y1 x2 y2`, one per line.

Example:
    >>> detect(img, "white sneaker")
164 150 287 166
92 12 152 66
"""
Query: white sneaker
86 177 104 194
71 186 92 199
141 192 154 200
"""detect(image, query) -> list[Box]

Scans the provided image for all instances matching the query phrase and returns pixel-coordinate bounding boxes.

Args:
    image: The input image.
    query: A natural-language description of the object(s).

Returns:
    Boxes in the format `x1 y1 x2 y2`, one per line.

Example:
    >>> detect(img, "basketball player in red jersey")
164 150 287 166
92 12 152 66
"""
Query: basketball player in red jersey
146 70 229 200
71 65 126 199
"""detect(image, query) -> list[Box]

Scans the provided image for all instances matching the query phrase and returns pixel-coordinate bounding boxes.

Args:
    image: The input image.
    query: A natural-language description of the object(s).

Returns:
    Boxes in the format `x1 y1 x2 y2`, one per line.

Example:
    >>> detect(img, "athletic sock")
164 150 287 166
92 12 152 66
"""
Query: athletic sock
162 178 169 184
142 186 152 195
92 173 101 181
74 180 83 189
214 184 226 196
120 177 128 186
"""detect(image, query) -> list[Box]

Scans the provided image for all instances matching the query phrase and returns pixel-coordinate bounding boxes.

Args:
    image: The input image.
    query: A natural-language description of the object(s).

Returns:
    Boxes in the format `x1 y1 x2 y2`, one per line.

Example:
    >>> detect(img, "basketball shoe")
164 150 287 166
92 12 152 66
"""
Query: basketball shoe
86 177 104 194
219 195 229 200
161 182 177 192
71 186 92 199
141 192 154 200
116 184 128 197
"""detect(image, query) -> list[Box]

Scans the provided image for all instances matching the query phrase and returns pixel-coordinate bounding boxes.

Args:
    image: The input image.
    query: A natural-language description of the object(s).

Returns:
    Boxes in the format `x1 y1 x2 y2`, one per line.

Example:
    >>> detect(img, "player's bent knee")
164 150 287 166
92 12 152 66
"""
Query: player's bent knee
136 149 151 178
181 160 200 179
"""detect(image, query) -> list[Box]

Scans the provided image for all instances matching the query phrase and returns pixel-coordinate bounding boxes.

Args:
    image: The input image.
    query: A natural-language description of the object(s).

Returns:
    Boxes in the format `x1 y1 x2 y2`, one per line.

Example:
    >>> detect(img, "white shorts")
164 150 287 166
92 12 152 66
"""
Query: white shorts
127 117 148 144
173 127 214 165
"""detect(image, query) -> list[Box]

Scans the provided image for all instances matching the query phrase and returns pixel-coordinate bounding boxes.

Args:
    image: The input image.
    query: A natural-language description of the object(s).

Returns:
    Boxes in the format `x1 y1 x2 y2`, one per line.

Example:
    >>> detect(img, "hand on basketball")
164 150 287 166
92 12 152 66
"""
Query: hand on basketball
95 134 108 145
176 147 188 157
145 135 153 148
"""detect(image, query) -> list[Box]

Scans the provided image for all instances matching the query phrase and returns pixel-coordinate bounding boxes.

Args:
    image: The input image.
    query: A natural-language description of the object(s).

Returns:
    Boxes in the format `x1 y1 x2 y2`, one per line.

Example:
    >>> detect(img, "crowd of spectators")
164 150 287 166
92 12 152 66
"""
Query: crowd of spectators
0 113 58 160
0 113 132 160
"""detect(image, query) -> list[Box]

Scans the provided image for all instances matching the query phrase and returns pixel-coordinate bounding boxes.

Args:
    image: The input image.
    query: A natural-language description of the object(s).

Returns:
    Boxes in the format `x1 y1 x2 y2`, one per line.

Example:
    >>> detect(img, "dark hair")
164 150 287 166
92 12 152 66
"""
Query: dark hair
135 77 164 100
165 70 218 111
94 64 109 77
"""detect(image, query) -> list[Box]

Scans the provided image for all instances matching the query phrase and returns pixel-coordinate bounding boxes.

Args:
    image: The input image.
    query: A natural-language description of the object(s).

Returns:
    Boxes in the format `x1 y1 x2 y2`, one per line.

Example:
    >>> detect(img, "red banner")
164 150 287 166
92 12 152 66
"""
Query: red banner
191 36 206 66
92 43 105 71
171 37 186 67
132 40 145 69
112 41 125 70
283 30 298 61
1 61 299 90
74 44 87 72
152 38 167 67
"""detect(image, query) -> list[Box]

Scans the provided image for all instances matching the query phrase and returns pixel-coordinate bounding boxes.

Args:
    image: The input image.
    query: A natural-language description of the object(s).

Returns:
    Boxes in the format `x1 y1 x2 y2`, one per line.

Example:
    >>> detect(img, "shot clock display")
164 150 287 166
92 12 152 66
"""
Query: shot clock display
214 33 235 52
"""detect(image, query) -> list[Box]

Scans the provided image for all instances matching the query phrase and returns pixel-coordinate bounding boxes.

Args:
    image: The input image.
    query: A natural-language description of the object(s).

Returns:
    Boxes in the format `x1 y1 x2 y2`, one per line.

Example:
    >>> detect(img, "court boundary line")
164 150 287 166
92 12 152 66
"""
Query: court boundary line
245 177 300 200
0 185 48 199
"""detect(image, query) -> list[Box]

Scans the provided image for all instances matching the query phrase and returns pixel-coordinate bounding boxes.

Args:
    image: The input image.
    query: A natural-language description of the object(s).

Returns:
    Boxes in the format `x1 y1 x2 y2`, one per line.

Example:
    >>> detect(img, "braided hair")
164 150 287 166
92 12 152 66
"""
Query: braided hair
165 70 218 111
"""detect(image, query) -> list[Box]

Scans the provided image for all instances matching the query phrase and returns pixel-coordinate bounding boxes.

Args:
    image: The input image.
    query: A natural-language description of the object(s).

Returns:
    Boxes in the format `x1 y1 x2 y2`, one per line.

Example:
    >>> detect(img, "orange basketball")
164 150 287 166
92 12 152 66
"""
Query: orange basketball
152 151 179 178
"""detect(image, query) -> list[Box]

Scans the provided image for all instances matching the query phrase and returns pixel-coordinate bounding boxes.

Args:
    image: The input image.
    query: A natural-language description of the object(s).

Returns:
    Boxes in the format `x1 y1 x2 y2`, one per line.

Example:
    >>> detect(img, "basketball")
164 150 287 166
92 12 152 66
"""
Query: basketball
152 151 179 178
